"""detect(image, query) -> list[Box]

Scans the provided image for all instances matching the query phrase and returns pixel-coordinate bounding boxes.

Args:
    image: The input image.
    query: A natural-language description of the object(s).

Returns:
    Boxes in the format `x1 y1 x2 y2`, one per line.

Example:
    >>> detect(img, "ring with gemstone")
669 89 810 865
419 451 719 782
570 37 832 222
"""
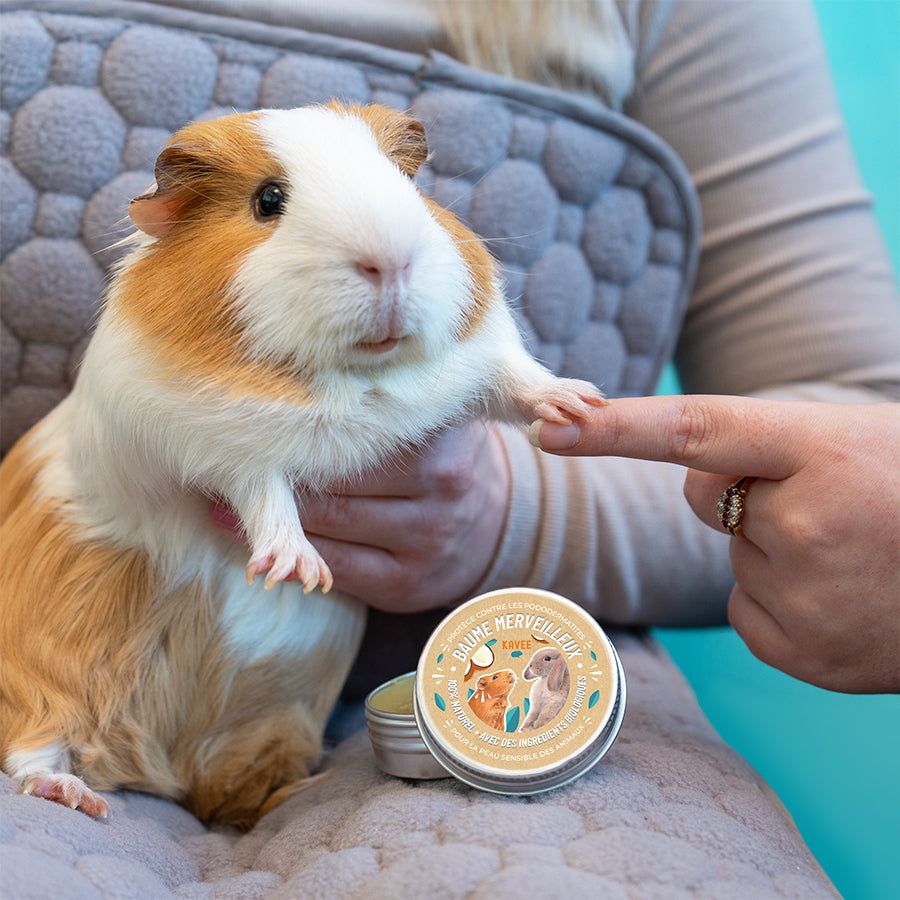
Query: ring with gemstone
716 476 754 537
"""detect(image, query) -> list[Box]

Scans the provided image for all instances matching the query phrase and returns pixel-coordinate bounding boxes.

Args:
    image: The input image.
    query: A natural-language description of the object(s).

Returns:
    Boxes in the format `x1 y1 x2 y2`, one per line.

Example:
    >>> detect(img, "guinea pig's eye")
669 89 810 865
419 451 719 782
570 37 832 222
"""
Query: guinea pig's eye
492 674 497 680
254 183 285 219
544 656 551 661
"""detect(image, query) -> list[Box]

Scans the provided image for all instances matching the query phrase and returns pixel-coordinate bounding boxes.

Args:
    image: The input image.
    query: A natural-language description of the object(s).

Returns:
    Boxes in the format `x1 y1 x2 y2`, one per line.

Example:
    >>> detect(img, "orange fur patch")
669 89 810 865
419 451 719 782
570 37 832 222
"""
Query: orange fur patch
0 425 359 828
116 113 310 405
422 196 497 339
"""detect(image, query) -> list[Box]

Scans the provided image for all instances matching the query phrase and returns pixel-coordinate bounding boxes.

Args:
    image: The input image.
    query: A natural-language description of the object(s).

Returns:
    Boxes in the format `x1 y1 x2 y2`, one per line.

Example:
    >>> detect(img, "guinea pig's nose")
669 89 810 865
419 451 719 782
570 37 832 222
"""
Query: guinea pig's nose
354 260 412 287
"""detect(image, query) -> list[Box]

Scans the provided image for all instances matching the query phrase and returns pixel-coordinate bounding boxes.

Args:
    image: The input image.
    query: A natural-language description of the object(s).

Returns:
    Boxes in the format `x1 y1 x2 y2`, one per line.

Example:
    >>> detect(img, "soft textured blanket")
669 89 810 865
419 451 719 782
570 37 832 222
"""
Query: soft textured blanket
0 634 834 899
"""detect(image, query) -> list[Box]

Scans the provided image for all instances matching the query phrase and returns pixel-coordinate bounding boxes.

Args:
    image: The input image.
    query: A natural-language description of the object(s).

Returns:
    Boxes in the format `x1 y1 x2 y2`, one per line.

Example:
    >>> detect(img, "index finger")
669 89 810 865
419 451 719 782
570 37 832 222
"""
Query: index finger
533 395 806 478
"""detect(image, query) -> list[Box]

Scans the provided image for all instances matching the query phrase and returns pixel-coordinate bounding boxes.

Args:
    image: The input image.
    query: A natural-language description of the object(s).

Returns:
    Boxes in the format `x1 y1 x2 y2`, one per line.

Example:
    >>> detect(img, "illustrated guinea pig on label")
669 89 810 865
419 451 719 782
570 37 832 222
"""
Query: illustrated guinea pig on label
0 103 605 827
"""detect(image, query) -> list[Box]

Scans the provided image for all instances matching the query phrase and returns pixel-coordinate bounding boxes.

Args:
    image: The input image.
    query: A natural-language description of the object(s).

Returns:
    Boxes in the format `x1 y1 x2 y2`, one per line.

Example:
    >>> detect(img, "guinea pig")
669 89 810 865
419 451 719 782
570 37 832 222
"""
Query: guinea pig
468 669 518 731
520 648 571 731
0 102 604 827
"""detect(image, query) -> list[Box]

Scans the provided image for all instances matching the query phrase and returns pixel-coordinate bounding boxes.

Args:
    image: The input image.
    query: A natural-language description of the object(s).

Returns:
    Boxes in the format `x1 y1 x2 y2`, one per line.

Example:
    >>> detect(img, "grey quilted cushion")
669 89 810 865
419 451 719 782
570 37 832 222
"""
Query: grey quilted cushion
0 633 834 899
0 1 698 452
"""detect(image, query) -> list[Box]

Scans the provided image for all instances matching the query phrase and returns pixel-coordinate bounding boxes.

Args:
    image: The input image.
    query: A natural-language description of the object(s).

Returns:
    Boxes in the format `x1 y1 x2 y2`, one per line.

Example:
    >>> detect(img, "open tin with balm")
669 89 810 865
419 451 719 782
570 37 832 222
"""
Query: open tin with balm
365 588 626 794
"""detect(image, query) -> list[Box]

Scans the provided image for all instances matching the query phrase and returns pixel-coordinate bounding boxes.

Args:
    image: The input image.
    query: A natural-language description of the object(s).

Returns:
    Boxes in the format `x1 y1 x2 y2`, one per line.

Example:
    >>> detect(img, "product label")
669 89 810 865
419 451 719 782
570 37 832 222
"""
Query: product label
416 589 618 777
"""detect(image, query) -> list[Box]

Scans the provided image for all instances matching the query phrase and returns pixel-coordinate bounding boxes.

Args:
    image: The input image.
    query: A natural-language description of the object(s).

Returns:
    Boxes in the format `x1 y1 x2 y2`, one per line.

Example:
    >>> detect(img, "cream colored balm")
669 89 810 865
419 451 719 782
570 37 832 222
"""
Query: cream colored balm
368 672 415 715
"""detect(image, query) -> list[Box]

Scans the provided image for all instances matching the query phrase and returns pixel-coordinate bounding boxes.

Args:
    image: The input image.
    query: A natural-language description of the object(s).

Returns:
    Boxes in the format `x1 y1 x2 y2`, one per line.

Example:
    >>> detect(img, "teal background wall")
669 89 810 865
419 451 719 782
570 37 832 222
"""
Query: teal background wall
655 2 899 898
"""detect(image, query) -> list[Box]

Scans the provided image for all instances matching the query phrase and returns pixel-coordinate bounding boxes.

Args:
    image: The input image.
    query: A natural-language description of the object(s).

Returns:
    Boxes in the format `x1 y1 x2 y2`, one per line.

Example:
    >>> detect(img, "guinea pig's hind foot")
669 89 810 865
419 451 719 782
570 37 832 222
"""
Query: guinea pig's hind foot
518 378 608 425
246 539 333 594
22 773 110 819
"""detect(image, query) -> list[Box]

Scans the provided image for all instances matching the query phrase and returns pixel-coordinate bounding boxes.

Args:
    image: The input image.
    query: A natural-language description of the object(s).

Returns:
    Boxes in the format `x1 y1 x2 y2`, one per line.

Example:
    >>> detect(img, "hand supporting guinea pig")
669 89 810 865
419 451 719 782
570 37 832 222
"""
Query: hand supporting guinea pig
212 420 510 612
530 396 900 693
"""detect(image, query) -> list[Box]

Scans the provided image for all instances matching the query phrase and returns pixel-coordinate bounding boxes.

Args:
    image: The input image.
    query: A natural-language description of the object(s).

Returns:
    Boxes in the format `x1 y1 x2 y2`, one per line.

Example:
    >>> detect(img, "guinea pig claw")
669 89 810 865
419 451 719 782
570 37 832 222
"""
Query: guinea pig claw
535 402 575 425
525 378 607 425
245 557 269 585
296 554 332 595
21 773 109 819
319 562 333 595
299 563 319 595
250 541 331 594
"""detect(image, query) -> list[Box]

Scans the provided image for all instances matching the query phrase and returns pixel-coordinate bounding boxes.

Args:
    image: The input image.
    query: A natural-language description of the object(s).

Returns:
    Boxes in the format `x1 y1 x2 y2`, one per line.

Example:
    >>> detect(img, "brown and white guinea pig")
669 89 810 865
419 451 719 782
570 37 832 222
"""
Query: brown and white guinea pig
0 102 604 827
468 669 518 731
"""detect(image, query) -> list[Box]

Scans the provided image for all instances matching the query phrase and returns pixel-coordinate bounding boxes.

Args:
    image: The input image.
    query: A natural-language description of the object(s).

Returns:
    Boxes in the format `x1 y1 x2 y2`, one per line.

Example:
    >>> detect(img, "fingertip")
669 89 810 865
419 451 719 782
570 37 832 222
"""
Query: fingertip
531 421 582 452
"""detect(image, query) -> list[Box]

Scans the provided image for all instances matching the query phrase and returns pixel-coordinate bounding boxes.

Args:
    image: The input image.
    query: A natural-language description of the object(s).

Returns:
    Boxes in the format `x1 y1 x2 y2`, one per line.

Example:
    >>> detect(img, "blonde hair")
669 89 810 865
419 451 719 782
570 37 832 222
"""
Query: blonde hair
436 0 634 109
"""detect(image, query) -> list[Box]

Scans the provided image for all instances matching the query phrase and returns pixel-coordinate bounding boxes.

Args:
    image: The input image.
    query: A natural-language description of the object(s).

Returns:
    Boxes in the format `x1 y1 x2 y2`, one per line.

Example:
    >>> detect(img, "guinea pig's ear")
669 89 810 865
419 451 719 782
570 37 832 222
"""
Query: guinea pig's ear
381 111 427 177
548 657 568 694
129 182 180 238
340 103 428 177
129 143 214 238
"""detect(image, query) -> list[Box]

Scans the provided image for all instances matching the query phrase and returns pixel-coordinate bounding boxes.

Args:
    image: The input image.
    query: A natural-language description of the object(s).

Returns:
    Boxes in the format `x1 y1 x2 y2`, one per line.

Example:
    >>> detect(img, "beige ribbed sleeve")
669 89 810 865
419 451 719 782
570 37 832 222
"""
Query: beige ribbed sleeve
472 0 900 625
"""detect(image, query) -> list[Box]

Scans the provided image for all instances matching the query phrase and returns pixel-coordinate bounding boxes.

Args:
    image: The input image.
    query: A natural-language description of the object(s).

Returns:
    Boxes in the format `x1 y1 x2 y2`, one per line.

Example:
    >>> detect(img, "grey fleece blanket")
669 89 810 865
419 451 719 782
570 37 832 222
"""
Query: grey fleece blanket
0 635 834 899
0 3 834 897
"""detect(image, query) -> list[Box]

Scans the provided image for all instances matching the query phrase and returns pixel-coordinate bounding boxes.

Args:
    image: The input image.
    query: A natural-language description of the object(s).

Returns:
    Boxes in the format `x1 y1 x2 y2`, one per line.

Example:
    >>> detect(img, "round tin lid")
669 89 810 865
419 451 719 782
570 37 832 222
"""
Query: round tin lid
414 587 624 793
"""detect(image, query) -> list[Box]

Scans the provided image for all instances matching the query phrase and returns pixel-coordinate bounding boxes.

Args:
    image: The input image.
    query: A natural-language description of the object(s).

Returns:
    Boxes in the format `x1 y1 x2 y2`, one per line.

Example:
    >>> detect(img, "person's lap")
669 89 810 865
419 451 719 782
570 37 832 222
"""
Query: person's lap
0 633 835 899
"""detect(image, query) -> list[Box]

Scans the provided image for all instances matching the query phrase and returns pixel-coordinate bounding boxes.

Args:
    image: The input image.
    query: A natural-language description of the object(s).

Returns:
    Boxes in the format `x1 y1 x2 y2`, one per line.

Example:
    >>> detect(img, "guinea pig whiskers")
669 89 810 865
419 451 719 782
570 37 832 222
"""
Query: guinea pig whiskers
442 164 505 213
451 230 546 245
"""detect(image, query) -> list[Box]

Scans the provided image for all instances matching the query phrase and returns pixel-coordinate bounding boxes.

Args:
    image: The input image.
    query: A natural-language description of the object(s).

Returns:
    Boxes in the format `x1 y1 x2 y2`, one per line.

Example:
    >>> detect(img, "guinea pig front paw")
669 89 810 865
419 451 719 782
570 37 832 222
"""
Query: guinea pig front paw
246 539 333 594
519 378 608 425
22 773 110 818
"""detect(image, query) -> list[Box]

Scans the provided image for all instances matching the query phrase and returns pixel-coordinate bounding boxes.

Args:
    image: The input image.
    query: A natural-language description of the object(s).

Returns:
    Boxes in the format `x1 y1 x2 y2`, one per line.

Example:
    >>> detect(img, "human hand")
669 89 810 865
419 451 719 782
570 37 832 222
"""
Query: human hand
530 396 900 693
212 420 510 613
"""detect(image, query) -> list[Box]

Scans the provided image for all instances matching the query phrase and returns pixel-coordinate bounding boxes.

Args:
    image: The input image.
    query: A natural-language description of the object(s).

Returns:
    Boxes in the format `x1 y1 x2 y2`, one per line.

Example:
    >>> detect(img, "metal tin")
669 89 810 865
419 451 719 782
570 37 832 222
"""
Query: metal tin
364 672 451 780
413 588 626 795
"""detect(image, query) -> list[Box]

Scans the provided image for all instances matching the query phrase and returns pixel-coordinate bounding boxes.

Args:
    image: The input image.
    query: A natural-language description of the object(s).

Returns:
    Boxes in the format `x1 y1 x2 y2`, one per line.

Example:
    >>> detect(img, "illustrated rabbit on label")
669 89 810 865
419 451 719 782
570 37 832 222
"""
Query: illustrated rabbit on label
520 648 571 731
0 103 605 826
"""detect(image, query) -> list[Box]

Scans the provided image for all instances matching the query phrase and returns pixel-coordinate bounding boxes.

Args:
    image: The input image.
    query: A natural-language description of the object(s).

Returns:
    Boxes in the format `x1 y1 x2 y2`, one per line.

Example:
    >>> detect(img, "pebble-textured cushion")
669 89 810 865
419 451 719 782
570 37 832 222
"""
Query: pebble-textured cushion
0 1 699 452
0 633 835 899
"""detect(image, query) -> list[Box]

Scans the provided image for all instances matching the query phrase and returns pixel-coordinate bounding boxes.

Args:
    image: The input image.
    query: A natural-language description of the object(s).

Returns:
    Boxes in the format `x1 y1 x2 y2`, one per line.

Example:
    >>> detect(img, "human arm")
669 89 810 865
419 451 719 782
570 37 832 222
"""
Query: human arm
529 394 900 692
468 0 900 625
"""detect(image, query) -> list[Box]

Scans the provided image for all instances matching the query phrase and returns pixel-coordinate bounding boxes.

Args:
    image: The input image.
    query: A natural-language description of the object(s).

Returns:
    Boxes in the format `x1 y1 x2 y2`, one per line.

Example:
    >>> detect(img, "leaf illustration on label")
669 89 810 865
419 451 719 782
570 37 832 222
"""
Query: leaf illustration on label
485 639 498 647
436 652 444 664
531 633 550 644
434 692 446 712
523 697 530 716
506 706 520 732
590 650 597 661
510 650 523 657
467 688 475 700
588 690 600 709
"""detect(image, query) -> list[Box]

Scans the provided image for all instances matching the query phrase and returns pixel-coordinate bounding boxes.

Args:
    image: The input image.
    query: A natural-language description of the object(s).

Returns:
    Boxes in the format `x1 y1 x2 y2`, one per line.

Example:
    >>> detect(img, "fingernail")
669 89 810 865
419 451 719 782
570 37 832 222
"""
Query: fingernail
528 420 581 451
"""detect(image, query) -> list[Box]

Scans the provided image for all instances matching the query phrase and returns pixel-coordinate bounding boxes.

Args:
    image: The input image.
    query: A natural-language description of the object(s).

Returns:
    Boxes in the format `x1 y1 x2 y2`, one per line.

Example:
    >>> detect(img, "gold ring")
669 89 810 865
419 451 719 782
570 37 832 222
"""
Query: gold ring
716 476 753 538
